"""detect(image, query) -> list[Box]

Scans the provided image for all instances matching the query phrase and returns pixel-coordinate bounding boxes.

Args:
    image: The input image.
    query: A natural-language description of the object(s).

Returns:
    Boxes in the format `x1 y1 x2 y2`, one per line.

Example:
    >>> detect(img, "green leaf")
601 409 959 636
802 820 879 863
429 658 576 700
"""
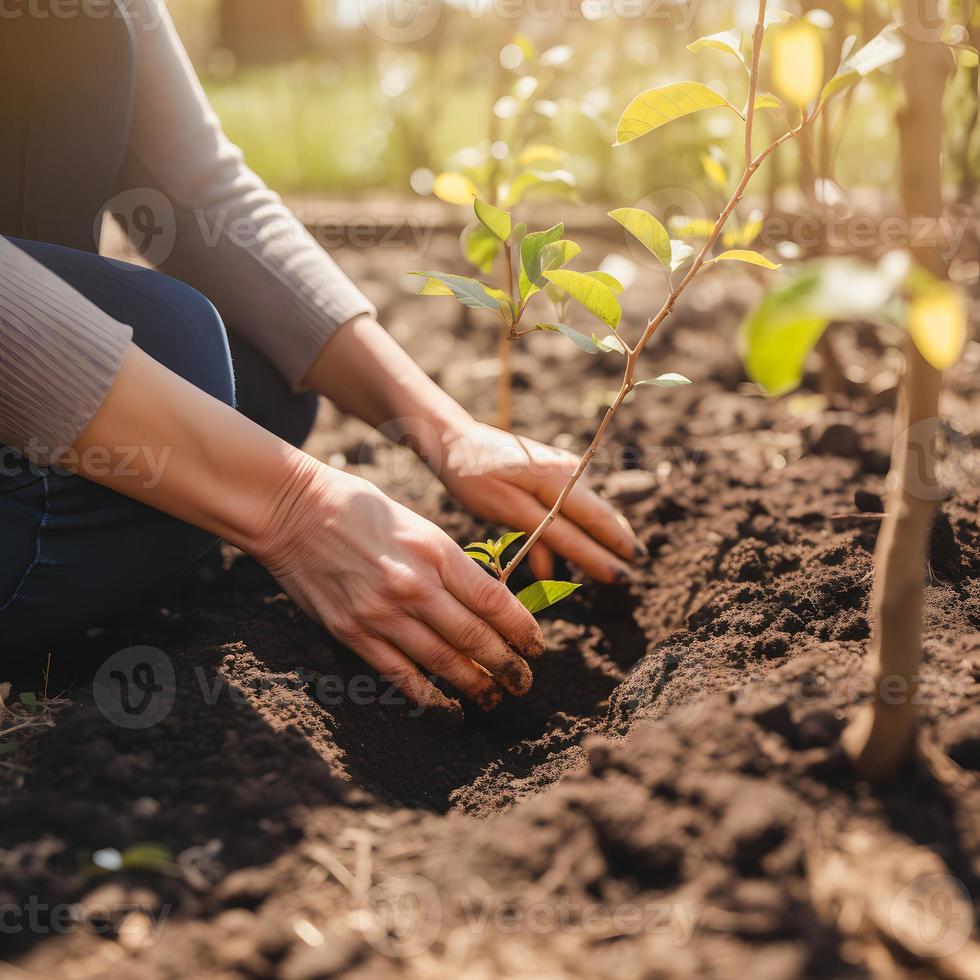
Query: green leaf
121 843 173 872
740 257 908 396
463 222 501 274
19 692 37 707
820 24 905 105
541 270 622 329
465 541 496 556
687 28 744 64
538 240 582 274
516 580 582 615
539 322 605 355
635 373 692 388
706 249 782 270
410 272 501 312
520 223 565 299
504 169 577 207
465 550 494 567
494 531 526 555
739 271 829 396
474 198 512 241
587 271 625 294
615 82 736 146
608 207 672 270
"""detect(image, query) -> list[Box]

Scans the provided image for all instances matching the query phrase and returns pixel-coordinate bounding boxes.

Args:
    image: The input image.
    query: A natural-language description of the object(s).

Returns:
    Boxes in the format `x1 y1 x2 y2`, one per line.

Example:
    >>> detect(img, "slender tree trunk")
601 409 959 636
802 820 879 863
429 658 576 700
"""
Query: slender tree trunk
843 0 951 781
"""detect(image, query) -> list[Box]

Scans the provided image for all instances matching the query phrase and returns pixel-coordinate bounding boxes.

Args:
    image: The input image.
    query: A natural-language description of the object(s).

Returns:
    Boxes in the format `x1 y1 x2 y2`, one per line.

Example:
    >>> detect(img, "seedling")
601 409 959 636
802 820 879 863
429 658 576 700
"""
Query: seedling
414 0 905 615
428 33 578 431
464 532 580 614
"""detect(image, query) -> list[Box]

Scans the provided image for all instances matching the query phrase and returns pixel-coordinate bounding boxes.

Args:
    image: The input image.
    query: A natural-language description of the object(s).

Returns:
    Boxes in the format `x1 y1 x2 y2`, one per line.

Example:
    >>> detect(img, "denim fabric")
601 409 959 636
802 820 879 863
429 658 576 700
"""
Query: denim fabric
0 240 318 653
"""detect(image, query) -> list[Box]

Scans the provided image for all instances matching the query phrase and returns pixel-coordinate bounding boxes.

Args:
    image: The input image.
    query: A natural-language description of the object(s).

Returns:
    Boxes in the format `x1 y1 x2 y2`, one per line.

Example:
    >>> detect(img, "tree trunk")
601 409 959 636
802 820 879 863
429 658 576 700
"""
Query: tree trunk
842 0 951 781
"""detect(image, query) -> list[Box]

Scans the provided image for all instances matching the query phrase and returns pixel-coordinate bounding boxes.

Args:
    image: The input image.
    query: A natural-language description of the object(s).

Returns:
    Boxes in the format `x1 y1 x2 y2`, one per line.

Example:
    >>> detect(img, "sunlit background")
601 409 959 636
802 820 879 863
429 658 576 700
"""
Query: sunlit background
167 0 978 208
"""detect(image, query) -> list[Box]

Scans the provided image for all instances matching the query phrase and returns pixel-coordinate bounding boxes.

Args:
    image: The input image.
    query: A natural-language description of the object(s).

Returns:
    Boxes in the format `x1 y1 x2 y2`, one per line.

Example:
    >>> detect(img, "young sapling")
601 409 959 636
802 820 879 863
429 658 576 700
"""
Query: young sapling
413 0 905 613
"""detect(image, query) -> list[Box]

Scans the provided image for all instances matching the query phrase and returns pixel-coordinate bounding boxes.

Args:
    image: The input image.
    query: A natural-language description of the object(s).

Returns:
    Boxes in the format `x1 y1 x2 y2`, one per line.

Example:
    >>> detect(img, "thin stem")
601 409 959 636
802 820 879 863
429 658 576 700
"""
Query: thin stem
498 241 515 430
502 0 798 585
744 0 767 168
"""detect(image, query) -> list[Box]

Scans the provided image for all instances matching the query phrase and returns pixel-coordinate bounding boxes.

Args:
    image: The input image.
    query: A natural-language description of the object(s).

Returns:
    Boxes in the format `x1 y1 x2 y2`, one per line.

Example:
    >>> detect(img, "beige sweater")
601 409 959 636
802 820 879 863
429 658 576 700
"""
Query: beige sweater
0 0 375 465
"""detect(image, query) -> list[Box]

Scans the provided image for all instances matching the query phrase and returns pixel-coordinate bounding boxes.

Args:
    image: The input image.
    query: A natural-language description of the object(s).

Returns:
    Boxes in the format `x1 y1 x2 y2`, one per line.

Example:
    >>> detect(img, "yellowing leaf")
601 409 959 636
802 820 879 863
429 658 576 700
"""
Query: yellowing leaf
701 152 728 189
706 249 782 270
753 92 784 112
519 144 562 166
608 207 672 269
418 278 454 296
687 28 744 63
672 217 716 238
587 271 625 294
433 171 479 205
772 21 825 107
908 286 967 370
541 270 622 329
474 198 512 241
615 82 735 146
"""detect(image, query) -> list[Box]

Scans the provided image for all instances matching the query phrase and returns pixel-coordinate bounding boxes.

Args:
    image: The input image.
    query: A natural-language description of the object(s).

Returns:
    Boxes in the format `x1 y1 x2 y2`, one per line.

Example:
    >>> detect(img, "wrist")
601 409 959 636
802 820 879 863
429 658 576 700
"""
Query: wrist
243 451 349 572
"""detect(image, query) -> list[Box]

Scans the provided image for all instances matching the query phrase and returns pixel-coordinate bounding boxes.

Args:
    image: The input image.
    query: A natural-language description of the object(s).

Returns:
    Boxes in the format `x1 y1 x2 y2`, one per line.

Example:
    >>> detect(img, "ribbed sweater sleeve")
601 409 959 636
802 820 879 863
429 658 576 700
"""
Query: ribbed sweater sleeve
115 0 376 389
0 237 132 465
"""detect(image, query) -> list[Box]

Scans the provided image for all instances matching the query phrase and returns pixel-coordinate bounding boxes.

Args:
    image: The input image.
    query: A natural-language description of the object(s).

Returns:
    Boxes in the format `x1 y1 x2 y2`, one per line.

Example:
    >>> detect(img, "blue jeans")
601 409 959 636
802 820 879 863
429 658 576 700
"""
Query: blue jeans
0 240 318 652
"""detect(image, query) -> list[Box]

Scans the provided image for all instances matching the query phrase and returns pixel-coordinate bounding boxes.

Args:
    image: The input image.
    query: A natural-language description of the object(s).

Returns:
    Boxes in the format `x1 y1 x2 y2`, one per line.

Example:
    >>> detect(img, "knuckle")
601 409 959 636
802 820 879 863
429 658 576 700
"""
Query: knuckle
426 643 459 676
474 577 511 619
457 617 492 653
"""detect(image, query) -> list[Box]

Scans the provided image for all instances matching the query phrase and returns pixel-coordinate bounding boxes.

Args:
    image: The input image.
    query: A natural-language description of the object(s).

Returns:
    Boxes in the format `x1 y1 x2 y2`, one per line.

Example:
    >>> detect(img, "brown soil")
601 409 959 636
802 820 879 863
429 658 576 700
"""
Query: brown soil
2 228 979 979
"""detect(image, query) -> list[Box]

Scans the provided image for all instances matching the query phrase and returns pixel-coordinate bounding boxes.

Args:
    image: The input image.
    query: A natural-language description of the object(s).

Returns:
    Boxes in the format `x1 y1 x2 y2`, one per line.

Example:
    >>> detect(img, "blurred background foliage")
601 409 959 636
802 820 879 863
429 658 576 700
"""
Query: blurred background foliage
168 0 979 206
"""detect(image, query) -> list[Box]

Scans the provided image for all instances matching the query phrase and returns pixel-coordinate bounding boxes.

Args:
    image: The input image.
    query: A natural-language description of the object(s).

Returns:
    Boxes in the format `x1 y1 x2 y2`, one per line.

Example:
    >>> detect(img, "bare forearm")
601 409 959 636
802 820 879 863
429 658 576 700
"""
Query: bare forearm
303 314 472 464
64 343 321 556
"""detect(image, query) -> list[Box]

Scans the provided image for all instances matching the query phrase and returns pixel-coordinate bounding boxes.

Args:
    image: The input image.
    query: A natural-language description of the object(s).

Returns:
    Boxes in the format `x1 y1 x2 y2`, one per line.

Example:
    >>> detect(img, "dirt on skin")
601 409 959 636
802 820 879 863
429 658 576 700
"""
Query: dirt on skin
1 223 979 979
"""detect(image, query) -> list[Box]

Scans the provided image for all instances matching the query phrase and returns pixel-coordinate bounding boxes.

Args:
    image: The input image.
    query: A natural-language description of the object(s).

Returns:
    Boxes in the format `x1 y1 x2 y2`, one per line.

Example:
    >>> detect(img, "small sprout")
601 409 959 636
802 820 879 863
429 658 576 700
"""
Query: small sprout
464 533 579 615
19 692 37 708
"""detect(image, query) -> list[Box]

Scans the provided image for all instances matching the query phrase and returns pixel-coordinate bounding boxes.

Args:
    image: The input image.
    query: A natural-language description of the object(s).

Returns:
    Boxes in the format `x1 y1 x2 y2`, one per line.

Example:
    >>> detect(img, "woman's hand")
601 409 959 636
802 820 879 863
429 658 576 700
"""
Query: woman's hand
252 458 544 713
436 422 644 584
